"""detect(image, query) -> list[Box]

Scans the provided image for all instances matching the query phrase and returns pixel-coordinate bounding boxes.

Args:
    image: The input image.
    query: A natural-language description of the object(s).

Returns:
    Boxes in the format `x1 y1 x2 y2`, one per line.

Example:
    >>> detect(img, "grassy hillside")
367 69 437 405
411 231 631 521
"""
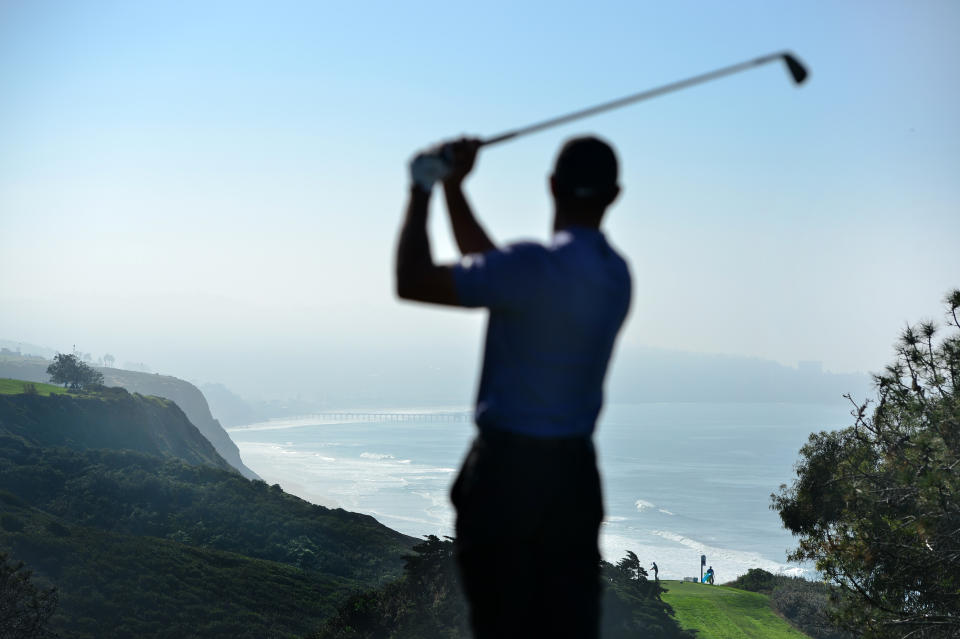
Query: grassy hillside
0 377 71 396
660 581 811 639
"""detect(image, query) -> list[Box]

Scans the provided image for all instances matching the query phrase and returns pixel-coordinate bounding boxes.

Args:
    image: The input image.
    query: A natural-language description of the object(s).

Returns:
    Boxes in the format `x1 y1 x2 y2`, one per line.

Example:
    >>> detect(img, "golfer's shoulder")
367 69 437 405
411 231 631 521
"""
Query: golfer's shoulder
502 238 548 255
454 241 550 290
482 239 551 271
555 229 631 281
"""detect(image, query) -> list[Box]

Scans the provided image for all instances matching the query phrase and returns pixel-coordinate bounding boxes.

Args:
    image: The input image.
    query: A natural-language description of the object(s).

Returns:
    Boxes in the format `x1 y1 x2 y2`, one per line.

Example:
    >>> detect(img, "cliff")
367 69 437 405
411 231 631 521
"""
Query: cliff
0 356 258 479
98 367 259 479
0 385 234 472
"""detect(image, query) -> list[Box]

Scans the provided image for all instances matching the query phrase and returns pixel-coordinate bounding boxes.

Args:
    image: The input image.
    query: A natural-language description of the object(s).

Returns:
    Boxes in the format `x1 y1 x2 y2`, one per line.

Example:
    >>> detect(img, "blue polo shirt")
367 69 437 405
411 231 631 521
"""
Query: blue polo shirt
452 226 631 438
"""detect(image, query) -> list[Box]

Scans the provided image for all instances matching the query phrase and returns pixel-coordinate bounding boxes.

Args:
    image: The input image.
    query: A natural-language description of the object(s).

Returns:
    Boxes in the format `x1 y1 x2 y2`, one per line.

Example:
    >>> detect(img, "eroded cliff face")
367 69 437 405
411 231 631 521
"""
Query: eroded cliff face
99 369 260 479
0 387 234 471
0 357 259 479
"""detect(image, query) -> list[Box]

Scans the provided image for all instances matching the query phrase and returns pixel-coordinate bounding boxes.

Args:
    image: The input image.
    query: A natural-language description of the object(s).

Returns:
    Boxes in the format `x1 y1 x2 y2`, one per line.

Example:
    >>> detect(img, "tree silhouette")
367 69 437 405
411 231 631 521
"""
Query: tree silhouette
46 353 103 390
616 550 648 583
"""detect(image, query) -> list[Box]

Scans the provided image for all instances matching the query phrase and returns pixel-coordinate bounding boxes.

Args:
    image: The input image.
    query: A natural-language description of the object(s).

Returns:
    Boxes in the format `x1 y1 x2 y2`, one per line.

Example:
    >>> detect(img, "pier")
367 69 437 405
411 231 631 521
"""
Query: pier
306 411 472 423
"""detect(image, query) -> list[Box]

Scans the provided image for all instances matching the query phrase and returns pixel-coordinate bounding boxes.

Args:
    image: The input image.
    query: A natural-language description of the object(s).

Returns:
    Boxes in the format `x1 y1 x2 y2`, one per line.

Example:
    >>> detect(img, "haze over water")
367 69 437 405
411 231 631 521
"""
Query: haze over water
229 401 850 581
3 2 958 405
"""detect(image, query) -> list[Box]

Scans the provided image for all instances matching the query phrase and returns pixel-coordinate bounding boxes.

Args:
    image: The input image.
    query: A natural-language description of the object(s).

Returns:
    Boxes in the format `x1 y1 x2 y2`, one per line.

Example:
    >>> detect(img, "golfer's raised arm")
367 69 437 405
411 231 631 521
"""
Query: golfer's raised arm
395 152 458 306
442 138 496 256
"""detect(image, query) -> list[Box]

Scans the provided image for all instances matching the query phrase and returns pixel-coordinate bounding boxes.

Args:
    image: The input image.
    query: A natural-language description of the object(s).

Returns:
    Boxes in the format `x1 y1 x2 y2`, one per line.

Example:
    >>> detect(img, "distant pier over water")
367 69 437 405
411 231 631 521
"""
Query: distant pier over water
313 411 472 423
226 410 474 432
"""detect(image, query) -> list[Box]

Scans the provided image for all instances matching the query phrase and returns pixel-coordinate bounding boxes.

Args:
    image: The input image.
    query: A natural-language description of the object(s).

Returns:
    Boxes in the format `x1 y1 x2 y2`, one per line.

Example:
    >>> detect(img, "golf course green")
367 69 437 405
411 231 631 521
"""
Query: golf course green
660 580 811 638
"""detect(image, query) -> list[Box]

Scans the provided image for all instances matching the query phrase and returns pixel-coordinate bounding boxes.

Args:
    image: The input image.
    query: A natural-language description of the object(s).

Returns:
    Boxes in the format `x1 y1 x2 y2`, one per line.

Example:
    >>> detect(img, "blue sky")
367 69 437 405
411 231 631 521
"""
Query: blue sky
1 1 958 400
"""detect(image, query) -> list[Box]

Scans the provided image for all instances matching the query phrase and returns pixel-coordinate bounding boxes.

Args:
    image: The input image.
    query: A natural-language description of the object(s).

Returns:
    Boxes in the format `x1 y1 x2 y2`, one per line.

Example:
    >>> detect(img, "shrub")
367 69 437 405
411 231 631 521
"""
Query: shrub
1 513 25 532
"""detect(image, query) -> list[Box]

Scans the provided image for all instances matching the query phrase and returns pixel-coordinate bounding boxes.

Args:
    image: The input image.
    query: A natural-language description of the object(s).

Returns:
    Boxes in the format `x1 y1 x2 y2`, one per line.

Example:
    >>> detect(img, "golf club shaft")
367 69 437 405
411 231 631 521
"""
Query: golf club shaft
480 51 800 147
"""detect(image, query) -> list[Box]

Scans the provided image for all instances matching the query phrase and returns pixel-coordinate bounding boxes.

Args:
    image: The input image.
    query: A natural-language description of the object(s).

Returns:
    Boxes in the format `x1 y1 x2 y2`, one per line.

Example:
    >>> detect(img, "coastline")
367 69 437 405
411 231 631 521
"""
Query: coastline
226 401 842 580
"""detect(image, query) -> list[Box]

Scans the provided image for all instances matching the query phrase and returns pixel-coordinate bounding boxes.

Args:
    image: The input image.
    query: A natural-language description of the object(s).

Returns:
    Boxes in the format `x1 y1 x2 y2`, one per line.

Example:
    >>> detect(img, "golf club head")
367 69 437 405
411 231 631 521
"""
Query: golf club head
782 53 808 85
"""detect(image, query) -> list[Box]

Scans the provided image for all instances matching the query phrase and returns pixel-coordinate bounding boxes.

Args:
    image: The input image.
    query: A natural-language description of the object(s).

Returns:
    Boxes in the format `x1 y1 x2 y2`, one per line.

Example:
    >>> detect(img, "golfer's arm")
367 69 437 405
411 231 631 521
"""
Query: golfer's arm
443 181 495 255
395 186 459 306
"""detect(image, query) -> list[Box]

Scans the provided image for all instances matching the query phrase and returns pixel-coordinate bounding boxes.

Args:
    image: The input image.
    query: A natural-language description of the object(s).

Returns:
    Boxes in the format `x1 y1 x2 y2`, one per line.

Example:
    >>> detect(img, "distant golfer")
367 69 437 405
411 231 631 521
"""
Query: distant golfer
652 561 659 582
396 135 631 638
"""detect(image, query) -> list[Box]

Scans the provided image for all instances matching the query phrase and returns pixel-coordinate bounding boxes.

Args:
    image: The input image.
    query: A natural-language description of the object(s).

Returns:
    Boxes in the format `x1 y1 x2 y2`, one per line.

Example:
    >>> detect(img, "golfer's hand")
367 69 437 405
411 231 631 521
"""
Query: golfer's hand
409 148 451 192
442 137 480 186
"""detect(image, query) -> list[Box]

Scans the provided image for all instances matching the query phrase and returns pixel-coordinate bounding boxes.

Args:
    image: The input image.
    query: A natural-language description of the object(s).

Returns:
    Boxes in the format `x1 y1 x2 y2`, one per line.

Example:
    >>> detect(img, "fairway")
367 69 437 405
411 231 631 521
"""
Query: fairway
661 580 811 639
0 378 71 397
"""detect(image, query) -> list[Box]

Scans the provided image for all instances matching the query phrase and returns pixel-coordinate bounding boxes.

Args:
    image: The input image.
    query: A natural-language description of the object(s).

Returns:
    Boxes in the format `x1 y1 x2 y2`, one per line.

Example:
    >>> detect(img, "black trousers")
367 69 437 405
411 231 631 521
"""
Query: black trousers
451 428 603 639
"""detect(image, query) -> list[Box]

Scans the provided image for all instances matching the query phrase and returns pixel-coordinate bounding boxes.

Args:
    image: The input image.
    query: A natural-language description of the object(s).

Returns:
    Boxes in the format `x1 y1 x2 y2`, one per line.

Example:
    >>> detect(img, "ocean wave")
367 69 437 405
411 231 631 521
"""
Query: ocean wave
650 529 804 578
360 452 395 460
236 441 459 516
635 499 656 512
227 408 471 432
226 417 336 431
634 501 674 516
367 510 448 528
411 491 448 508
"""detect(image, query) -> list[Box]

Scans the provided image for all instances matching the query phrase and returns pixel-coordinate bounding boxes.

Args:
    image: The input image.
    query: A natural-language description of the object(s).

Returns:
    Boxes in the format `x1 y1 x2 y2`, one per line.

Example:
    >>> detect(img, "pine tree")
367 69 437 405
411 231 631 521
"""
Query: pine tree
773 289 960 639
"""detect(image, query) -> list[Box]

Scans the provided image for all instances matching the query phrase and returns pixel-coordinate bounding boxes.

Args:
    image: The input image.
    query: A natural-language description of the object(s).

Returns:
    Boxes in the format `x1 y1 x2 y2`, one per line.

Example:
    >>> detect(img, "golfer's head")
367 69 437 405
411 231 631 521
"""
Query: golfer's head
551 136 620 221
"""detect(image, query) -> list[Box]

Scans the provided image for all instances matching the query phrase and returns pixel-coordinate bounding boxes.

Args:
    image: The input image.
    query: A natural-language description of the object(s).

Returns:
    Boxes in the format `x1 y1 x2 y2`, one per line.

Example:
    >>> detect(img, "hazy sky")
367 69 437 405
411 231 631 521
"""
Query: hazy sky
2 1 958 401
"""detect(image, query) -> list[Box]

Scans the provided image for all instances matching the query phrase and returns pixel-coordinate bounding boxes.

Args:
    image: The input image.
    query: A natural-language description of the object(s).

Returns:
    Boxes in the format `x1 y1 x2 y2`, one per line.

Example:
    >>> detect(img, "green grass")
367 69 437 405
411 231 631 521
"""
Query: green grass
661 580 811 639
0 378 71 396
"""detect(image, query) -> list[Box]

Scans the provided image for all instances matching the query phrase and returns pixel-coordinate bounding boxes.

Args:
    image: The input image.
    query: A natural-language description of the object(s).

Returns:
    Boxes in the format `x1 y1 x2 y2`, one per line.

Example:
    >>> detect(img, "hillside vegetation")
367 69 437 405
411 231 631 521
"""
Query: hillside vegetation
661 581 811 639
0 442 414 583
314 537 694 639
0 385 234 471
0 384 417 638
0 355 258 478
1 496 349 639
725 569 852 639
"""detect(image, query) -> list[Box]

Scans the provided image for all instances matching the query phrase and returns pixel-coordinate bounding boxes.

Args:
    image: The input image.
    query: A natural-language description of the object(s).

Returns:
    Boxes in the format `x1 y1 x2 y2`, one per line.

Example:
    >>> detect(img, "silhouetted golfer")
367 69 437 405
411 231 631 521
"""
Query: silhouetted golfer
396 135 631 638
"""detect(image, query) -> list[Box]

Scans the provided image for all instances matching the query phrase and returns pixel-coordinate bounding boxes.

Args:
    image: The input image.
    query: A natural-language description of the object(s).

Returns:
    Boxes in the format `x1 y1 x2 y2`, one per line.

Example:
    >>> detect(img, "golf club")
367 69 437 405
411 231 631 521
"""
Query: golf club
479 51 808 147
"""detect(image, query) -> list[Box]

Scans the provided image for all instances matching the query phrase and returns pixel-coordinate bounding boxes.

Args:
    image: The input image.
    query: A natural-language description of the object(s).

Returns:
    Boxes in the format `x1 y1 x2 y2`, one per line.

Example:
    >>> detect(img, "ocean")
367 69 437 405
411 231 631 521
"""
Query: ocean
227 402 850 581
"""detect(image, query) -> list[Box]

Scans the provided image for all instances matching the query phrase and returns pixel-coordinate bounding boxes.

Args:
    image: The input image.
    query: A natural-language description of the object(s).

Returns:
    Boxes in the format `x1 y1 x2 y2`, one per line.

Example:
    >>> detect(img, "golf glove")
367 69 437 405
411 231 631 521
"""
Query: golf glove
410 147 451 192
